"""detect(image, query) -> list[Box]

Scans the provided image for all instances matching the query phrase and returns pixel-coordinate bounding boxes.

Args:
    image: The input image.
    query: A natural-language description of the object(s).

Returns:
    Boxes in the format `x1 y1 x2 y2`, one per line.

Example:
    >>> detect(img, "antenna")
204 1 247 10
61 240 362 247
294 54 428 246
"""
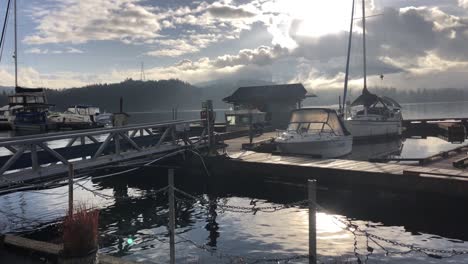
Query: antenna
14 0 17 87
342 0 355 114
140 62 146 81
362 0 367 92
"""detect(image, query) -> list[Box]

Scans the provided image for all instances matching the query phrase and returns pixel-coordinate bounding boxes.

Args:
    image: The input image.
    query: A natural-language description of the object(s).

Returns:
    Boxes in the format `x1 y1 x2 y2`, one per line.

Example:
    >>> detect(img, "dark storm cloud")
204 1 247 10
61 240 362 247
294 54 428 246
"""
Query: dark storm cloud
207 5 256 18
286 5 468 79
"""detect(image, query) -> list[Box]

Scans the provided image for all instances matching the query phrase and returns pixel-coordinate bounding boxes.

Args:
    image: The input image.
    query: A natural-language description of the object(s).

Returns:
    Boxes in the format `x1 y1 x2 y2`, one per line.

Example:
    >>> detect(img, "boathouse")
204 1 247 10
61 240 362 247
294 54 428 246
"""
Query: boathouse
223 83 313 128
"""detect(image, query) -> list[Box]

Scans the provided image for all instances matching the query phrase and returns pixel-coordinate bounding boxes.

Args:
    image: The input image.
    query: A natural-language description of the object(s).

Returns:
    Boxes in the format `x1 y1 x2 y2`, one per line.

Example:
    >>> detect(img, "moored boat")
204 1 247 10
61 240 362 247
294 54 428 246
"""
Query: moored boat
0 105 10 129
276 108 353 158
344 91 402 139
341 0 403 139
9 87 53 132
48 105 105 129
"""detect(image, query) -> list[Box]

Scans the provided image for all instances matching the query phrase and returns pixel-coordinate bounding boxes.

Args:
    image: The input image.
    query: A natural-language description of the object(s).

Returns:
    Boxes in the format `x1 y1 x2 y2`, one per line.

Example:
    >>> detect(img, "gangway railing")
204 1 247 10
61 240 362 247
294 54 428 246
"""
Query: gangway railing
0 119 206 187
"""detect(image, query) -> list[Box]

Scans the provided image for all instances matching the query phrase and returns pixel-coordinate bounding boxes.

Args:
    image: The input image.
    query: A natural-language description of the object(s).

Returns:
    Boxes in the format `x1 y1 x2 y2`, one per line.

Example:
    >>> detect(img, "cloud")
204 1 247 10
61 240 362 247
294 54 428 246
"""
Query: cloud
459 0 468 8
24 47 84 54
25 48 49 54
212 45 288 68
207 5 256 18
25 0 163 45
147 33 223 57
66 47 84 54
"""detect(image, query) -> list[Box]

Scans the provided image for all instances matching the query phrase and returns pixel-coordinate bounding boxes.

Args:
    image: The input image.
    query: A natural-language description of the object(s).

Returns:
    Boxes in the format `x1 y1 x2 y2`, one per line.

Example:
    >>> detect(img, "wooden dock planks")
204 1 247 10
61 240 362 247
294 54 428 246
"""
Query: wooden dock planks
216 151 468 197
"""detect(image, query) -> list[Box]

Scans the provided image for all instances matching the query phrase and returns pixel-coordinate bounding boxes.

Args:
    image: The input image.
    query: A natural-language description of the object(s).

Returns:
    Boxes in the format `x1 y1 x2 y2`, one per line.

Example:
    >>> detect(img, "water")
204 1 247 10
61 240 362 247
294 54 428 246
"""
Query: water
2 101 468 263
2 170 468 263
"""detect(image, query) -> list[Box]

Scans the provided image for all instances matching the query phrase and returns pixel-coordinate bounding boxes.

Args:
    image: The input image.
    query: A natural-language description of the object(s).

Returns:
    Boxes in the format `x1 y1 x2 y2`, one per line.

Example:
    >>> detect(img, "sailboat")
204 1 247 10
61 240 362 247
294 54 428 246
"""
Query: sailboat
342 0 402 139
2 0 52 132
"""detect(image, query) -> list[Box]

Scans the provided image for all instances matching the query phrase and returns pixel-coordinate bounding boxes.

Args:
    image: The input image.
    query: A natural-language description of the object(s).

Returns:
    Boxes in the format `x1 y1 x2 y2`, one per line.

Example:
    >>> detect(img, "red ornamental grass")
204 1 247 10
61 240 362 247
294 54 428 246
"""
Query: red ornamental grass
62 205 99 256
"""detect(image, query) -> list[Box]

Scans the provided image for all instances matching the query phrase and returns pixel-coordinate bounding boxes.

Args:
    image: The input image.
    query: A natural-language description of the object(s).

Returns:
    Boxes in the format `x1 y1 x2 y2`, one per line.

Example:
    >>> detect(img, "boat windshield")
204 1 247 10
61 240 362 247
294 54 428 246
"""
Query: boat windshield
287 109 347 136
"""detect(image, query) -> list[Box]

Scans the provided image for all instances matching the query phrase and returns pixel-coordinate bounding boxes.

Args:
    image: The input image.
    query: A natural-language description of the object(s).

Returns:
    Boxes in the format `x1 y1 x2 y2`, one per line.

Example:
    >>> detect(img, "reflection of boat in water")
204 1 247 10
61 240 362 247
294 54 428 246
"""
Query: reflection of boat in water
346 138 404 161
276 108 353 158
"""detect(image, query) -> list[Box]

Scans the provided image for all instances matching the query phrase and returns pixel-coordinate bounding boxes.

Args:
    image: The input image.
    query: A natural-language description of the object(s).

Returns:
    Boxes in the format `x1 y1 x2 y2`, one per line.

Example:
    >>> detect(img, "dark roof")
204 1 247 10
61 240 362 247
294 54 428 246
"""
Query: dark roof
350 87 401 108
15 86 45 93
223 83 309 104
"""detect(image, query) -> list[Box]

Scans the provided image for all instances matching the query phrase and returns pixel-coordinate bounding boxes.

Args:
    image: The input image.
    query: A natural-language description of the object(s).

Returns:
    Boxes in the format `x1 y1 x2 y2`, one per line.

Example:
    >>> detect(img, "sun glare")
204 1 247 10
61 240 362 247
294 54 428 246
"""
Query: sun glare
269 0 354 38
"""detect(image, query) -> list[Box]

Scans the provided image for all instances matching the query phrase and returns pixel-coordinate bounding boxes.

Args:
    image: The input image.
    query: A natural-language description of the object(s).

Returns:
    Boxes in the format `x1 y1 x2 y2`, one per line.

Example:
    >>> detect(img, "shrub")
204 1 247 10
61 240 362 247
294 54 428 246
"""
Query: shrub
62 205 99 256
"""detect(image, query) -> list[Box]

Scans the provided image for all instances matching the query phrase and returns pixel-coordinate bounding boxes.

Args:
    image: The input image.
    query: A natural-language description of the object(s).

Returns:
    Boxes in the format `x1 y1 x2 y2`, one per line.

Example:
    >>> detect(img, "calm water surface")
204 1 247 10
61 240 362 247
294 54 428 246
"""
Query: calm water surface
1 101 468 263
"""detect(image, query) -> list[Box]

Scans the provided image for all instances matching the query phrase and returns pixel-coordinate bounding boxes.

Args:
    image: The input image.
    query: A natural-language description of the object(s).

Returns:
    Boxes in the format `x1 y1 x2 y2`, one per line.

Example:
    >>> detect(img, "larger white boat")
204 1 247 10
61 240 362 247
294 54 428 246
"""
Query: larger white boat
276 108 353 158
48 105 106 129
345 92 402 138
341 0 402 139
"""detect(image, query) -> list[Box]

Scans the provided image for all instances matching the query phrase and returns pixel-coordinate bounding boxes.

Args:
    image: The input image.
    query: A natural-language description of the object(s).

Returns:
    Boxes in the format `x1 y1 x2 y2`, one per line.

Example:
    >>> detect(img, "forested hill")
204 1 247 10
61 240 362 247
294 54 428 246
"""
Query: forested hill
0 79 225 112
1 79 468 112
49 79 205 112
0 79 269 112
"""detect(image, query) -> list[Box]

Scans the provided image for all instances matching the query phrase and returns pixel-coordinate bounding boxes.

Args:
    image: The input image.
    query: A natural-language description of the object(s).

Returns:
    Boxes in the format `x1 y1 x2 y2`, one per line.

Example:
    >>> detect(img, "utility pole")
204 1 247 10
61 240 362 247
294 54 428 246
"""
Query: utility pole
140 62 146 81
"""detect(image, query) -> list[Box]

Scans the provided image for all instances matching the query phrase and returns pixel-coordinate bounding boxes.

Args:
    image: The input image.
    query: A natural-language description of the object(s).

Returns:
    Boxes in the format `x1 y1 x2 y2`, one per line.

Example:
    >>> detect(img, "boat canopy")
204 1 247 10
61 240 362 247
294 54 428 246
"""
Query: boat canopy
350 88 401 109
289 108 351 136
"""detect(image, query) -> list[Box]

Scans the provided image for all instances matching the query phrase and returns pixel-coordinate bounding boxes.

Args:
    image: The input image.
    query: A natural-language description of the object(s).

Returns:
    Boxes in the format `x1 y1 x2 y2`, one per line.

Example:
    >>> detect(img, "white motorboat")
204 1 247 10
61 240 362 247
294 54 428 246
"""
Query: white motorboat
276 108 353 158
341 0 402 139
48 105 105 129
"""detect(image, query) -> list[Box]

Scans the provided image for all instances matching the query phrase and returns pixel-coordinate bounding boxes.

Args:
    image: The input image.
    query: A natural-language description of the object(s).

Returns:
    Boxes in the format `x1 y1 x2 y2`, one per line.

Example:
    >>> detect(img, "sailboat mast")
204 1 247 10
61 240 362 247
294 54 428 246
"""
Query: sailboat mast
362 0 367 91
14 0 17 87
342 0 355 111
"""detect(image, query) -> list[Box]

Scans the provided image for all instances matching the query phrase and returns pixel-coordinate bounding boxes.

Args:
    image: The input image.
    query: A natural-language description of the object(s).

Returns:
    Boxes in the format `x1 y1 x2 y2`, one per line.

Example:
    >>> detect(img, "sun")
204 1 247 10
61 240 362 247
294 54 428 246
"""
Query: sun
267 0 355 38
295 0 354 37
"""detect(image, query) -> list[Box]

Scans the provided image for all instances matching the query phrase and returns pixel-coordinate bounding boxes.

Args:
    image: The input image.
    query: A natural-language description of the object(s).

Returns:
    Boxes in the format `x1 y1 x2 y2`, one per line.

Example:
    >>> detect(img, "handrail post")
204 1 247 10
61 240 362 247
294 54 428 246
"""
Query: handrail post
308 179 317 264
168 169 176 264
68 163 74 215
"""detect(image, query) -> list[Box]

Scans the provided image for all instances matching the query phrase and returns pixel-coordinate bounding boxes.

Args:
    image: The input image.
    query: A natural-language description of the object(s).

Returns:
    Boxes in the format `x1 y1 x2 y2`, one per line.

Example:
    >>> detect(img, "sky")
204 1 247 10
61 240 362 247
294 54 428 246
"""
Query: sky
0 0 468 91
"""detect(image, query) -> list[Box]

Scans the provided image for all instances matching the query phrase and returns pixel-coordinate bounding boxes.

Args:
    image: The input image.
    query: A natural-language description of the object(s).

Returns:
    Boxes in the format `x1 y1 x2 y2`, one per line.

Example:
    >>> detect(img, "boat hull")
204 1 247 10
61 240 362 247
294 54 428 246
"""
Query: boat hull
344 119 401 139
0 120 11 130
276 136 353 158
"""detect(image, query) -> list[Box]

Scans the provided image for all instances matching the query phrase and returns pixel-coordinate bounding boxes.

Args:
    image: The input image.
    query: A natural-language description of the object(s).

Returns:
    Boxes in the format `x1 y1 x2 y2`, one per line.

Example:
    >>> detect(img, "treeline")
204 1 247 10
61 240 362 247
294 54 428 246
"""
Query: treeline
0 79 211 112
1 80 468 111
310 86 468 106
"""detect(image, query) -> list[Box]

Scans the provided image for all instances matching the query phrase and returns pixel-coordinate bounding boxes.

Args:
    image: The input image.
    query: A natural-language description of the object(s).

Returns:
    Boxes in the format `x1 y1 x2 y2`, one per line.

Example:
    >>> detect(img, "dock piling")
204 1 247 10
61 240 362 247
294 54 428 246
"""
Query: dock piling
308 179 317 264
168 169 176 264
68 163 74 215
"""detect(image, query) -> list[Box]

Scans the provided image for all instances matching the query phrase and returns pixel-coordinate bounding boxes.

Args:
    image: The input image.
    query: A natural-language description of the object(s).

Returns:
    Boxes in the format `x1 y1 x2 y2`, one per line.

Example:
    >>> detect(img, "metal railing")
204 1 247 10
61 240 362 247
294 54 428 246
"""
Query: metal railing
0 119 206 185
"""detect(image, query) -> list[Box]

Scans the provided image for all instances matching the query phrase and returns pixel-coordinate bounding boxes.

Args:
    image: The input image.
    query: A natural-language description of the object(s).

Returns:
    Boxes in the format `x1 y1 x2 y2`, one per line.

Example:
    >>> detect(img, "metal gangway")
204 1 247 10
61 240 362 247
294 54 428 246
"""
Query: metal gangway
0 119 208 190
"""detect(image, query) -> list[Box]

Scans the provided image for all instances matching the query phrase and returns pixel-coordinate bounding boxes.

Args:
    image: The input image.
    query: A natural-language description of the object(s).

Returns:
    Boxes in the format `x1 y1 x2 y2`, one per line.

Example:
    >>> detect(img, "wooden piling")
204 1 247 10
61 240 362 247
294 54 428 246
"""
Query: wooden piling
168 169 176 264
68 163 74 215
308 179 317 264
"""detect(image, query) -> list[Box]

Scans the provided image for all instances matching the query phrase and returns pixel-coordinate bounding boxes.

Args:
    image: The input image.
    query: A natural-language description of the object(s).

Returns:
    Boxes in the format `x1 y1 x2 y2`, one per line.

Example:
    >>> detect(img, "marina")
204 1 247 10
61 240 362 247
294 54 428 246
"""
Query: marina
1 0 468 263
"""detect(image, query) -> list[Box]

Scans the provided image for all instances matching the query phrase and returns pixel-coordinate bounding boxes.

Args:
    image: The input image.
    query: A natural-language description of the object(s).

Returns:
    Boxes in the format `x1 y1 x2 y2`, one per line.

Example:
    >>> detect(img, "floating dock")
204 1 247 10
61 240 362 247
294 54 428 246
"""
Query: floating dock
209 151 468 197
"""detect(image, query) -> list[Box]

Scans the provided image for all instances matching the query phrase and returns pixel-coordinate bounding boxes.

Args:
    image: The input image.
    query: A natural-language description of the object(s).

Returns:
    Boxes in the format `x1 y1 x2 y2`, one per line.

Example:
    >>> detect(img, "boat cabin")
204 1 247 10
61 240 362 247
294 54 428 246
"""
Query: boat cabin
67 105 100 116
225 109 267 132
287 108 350 136
223 83 315 129
347 89 402 121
